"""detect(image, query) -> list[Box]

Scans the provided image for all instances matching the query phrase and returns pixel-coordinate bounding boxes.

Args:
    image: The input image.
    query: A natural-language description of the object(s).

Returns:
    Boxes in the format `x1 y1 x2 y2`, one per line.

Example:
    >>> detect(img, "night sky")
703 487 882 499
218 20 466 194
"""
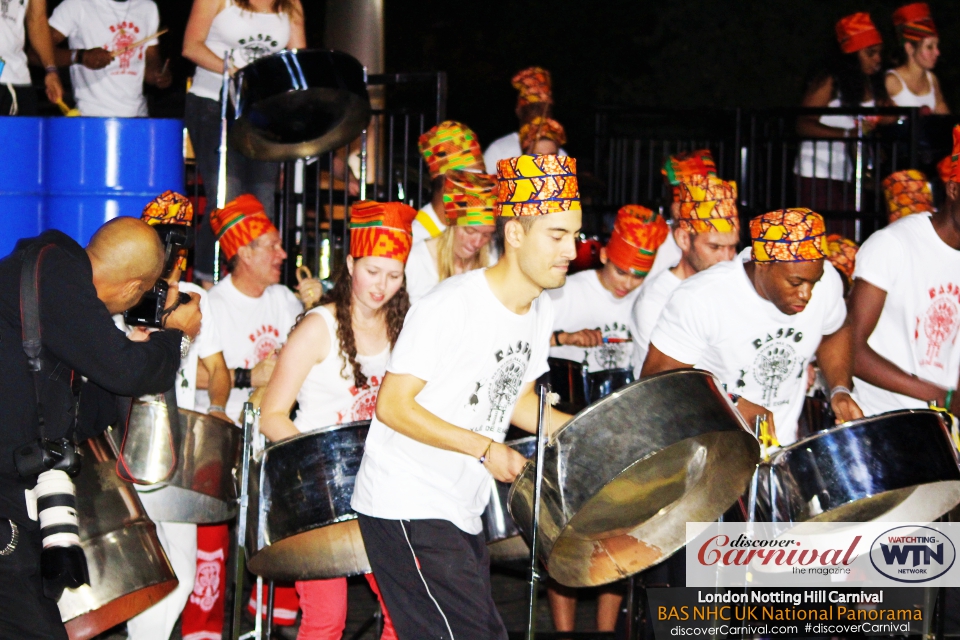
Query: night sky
134 0 960 156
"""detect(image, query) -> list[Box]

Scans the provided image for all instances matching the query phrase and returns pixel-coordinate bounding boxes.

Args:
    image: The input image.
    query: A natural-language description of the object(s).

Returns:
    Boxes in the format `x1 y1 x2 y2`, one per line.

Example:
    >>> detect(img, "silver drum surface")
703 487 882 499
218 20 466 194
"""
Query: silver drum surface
483 437 538 562
509 369 760 588
107 399 242 523
247 422 370 581
766 409 960 524
59 435 178 640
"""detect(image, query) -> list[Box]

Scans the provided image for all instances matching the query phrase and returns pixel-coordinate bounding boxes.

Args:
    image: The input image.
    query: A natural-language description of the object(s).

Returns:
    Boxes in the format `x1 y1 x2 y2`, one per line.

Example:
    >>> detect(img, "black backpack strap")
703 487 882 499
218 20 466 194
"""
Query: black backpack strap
20 243 53 440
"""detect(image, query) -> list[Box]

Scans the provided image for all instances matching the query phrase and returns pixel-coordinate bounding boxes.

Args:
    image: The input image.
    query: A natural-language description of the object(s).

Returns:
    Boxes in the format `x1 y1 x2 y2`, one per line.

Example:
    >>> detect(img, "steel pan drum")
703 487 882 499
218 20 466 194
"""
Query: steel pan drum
59 435 177 640
106 399 242 523
762 409 960 524
247 422 370 581
483 437 538 562
548 357 634 414
509 369 760 588
232 49 371 161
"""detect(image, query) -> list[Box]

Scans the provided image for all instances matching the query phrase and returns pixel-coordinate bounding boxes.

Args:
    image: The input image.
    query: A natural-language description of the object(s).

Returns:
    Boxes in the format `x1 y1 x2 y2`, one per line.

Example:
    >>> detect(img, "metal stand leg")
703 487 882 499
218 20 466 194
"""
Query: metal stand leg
526 384 550 640
265 581 275 639
231 402 256 640
214 50 232 285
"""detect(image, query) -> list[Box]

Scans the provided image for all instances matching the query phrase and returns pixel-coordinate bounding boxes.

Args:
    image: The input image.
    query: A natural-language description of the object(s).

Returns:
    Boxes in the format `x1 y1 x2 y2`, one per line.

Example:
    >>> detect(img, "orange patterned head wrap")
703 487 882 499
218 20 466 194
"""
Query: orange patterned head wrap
442 171 497 227
417 121 485 179
939 125 960 185
677 175 740 234
519 117 567 154
750 209 829 262
512 67 553 109
349 200 418 263
209 194 277 263
495 155 581 217
825 234 859 280
893 3 937 43
882 170 934 222
605 206 670 277
662 150 717 202
836 12 882 54
141 191 194 271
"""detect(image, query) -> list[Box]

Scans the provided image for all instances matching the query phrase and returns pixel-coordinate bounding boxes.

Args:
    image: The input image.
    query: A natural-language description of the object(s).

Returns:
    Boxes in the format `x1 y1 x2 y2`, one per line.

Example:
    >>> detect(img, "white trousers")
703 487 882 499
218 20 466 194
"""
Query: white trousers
126 518 198 640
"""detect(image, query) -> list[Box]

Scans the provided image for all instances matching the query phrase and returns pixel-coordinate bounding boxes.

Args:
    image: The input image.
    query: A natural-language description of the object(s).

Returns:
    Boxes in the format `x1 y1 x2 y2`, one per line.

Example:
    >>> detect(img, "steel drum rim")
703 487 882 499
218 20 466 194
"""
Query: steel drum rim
259 420 371 456
773 408 952 455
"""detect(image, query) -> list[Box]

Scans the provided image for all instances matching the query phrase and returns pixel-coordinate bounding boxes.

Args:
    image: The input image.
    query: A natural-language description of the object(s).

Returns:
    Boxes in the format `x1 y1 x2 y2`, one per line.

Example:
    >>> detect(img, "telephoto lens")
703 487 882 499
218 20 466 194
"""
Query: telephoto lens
34 470 90 600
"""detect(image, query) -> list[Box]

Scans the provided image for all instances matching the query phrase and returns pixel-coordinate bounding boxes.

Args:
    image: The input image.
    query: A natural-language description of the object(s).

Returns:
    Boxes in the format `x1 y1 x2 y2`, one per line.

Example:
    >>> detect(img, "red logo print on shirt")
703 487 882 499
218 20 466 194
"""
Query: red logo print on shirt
917 285 960 369
337 375 381 424
245 325 282 368
108 22 142 75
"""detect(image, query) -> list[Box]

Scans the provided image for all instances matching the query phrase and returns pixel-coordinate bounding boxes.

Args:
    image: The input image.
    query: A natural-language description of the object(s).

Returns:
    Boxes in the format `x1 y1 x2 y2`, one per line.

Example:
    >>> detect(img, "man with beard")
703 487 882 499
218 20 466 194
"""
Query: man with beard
632 175 740 374
351 155 579 639
642 208 862 446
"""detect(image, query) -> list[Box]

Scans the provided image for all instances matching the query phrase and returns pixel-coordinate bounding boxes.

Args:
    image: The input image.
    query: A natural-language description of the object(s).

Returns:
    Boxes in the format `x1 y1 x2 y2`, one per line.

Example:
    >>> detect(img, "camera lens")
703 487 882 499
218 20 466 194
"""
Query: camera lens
35 470 81 549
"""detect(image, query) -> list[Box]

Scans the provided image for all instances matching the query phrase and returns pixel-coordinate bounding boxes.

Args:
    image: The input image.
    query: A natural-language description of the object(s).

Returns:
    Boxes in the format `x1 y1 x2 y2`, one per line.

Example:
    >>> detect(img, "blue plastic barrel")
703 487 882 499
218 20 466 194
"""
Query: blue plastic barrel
0 117 45 257
44 118 184 245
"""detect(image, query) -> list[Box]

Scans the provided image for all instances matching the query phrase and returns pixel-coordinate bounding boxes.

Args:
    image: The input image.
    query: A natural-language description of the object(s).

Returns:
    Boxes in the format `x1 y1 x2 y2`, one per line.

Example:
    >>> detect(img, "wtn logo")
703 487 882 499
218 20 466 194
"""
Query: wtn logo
871 526 956 583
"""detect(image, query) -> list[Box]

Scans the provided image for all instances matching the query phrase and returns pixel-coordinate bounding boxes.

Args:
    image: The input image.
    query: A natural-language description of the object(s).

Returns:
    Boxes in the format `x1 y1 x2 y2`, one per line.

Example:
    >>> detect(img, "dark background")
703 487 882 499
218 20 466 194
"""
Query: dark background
60 0 960 157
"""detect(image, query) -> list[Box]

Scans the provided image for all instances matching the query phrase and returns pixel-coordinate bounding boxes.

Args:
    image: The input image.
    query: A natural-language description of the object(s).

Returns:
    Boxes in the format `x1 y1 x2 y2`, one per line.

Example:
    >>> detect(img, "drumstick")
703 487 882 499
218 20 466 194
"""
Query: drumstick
111 28 168 57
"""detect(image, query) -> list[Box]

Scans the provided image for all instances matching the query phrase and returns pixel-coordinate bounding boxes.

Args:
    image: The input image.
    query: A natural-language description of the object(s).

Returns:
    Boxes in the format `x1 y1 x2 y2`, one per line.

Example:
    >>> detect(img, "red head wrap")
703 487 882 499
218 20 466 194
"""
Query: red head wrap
605 206 669 277
893 3 938 43
519 117 566 154
209 195 277 263
512 67 553 109
836 12 883 54
349 201 418 264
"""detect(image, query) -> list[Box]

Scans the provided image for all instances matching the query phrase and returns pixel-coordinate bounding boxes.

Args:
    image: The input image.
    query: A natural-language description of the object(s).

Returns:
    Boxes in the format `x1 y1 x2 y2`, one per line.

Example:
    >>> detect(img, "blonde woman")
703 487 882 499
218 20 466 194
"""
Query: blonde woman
405 170 497 304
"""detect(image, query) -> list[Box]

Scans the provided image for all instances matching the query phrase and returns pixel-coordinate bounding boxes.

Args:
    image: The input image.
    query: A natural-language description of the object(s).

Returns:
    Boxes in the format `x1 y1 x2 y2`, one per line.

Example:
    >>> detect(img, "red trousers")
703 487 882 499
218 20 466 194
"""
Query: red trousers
181 524 229 640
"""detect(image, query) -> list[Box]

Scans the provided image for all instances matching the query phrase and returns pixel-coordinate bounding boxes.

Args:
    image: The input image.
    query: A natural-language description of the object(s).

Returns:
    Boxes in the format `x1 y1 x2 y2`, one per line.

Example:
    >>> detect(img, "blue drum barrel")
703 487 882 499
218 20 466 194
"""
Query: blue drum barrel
44 118 184 245
0 117 45 257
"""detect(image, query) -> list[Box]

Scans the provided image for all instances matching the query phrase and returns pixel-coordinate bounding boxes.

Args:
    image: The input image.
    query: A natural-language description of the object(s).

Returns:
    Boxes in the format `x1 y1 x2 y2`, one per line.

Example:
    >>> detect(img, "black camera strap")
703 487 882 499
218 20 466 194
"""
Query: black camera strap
19 242 54 441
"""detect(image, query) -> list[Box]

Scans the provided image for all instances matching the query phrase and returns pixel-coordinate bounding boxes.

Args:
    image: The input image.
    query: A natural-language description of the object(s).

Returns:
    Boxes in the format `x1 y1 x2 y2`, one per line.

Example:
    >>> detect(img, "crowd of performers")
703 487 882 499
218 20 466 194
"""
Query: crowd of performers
7 2 957 640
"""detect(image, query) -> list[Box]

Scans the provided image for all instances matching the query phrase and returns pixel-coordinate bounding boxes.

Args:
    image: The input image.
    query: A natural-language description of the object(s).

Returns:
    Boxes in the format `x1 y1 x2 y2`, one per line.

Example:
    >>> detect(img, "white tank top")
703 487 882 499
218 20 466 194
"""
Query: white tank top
292 306 390 432
189 0 291 101
0 0 30 85
886 69 937 111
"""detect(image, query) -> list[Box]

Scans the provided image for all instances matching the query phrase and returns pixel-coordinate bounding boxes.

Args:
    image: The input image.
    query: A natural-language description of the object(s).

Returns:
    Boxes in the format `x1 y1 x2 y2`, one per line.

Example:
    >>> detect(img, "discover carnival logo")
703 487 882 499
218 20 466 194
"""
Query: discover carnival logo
697 533 861 572
870 526 956 583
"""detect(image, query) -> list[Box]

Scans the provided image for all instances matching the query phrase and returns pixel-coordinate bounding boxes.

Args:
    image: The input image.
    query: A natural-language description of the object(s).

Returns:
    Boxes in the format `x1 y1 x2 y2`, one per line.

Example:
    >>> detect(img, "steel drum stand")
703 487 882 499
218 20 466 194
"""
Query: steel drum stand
525 384 551 640
231 402 256 640
213 51 232 285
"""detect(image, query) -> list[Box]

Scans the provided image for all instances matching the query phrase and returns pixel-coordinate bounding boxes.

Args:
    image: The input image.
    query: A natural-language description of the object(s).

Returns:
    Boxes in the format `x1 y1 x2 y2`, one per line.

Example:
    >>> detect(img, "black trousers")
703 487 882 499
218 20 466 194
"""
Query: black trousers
183 92 279 280
0 84 39 116
358 514 508 640
0 519 68 640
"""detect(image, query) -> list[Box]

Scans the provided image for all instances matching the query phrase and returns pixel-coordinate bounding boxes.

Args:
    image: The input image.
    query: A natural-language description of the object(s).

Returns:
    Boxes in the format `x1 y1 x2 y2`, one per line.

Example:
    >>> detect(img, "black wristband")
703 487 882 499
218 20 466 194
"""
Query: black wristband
234 368 251 389
553 330 564 347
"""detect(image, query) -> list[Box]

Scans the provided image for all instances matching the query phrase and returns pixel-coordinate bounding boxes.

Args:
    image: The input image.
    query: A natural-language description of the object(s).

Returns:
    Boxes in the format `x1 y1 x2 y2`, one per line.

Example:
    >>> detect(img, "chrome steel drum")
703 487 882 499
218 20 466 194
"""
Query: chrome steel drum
483 437 538 562
548 357 634 414
247 422 369 581
59 435 177 640
232 49 371 161
762 409 960 524
509 369 760 588
106 398 242 523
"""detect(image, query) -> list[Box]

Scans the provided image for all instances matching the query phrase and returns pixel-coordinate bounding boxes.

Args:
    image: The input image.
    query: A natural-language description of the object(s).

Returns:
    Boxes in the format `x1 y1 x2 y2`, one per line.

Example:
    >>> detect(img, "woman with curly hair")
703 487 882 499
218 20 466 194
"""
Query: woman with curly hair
257 201 417 640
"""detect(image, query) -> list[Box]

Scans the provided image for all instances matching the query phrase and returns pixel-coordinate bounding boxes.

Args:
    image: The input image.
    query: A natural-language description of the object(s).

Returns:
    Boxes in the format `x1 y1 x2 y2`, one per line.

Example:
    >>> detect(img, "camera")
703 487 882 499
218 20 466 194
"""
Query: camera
124 223 194 328
14 437 82 478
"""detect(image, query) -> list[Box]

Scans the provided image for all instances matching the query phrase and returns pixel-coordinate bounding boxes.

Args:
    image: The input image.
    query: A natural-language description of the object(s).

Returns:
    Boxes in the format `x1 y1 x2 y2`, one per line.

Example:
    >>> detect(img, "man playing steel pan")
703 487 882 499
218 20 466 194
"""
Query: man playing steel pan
351 155 577 640
642 208 863 447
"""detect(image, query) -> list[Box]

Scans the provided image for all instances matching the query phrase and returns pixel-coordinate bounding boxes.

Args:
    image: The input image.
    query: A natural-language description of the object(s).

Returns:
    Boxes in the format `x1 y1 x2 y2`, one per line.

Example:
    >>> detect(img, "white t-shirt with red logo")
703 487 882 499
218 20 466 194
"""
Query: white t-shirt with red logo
204 275 302 421
853 213 960 415
352 269 553 534
630 267 683 376
49 0 159 117
548 269 639 372
293 305 389 431
650 249 847 445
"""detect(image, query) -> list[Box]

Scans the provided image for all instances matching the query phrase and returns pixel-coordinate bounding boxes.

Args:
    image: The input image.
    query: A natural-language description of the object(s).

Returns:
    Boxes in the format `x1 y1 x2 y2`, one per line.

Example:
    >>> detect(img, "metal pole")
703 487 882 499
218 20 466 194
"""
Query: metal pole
214 51 232 284
854 116 864 214
525 384 550 640
231 402 255 640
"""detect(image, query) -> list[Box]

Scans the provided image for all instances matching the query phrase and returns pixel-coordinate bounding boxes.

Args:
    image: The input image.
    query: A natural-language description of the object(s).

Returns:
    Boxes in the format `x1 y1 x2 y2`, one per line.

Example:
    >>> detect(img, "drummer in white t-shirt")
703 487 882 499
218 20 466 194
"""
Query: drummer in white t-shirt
351 155 578 640
849 144 960 417
631 175 740 375
49 0 171 117
405 170 497 304
0 0 62 114
643 209 863 447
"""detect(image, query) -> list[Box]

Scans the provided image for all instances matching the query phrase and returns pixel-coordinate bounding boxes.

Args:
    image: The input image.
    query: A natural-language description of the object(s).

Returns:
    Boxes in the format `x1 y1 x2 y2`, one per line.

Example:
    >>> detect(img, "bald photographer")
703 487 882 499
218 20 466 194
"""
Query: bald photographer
0 217 201 640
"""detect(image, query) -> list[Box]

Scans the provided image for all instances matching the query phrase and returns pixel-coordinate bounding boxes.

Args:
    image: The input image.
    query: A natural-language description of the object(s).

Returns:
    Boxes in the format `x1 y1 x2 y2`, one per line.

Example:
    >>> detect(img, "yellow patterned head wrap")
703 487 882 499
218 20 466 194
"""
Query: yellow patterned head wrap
882 170 934 223
495 155 581 217
825 234 859 280
417 121 485 179
677 175 740 234
750 209 829 262
442 171 497 227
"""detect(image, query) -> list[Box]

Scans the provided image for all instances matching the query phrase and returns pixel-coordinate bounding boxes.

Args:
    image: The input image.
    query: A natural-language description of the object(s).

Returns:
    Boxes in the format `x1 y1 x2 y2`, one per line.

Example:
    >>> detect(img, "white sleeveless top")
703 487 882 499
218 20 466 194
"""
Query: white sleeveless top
796 97 874 181
886 69 937 111
0 0 29 85
189 0 291 101
293 306 390 432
